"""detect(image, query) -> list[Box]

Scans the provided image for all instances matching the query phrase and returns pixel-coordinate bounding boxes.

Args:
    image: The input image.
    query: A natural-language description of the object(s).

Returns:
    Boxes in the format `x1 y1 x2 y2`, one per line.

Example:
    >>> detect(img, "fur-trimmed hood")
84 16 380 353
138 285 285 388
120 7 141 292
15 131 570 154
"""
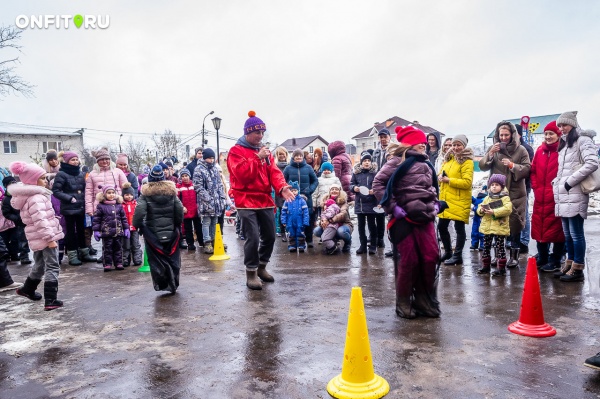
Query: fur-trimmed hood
96 191 123 204
6 183 51 210
353 162 378 174
141 180 178 197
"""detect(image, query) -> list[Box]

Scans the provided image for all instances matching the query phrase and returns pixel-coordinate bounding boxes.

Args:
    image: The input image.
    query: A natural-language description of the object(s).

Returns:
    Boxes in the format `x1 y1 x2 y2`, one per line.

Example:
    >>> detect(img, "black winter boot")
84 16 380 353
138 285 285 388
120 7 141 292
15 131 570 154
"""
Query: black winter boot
444 252 463 265
560 263 585 282
16 277 42 301
43 281 63 311
356 245 367 255
554 259 573 278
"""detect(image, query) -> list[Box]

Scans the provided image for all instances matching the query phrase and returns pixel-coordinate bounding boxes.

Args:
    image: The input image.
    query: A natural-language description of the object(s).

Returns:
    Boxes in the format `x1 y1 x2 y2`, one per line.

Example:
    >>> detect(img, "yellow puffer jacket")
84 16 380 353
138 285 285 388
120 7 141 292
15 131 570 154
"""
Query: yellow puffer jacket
476 193 512 236
438 153 474 223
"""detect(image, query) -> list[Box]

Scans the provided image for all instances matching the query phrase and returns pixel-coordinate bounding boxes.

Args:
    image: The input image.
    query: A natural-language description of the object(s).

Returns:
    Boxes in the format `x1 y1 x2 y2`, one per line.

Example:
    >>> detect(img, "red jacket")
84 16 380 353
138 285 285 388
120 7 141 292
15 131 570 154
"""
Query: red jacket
530 142 564 243
177 181 198 218
122 199 137 231
227 142 288 209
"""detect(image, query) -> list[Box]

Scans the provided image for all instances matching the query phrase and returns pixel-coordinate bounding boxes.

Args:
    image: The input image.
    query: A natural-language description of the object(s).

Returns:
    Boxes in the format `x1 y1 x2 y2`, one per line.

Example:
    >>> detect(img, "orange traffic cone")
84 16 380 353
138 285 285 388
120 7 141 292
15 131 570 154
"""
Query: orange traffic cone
508 257 556 337
327 287 389 399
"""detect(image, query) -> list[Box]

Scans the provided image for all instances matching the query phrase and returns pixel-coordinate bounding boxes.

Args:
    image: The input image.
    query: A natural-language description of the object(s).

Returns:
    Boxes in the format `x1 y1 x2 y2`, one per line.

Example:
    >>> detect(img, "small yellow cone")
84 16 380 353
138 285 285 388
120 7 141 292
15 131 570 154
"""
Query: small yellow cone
327 287 389 399
138 250 150 272
209 224 230 261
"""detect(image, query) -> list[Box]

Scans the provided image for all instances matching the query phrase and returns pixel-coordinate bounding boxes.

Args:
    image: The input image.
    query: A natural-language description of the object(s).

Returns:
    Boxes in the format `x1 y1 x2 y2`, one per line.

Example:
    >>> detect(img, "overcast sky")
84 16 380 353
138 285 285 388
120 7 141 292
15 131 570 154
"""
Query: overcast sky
1 1 599 153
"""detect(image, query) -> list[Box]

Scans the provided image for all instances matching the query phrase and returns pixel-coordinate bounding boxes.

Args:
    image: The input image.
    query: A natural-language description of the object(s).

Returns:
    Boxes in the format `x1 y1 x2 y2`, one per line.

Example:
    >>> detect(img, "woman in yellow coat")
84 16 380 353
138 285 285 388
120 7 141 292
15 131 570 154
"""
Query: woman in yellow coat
437 135 474 265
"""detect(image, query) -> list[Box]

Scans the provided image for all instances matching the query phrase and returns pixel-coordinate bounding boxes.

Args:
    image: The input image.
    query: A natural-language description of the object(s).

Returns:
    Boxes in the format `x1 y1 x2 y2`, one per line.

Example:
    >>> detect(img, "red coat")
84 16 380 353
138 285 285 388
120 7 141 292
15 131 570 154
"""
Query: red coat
227 142 288 209
122 199 137 231
530 142 564 243
177 181 198 219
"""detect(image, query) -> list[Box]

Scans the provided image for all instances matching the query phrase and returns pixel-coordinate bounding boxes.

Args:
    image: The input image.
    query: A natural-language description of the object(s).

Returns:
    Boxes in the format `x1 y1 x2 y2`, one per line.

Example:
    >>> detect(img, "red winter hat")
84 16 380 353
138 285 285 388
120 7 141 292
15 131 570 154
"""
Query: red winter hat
544 121 562 137
395 126 427 146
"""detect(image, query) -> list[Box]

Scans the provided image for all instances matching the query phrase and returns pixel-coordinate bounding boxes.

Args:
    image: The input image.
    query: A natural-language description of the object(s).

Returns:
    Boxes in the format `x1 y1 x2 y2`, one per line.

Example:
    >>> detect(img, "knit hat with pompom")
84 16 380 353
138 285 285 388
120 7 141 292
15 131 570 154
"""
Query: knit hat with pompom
9 161 46 185
244 110 266 135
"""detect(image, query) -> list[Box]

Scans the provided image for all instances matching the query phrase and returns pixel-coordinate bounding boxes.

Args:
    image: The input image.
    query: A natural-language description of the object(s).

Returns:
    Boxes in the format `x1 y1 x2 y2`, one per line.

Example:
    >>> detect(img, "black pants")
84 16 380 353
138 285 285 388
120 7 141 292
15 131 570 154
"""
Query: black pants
239 208 276 270
304 210 315 244
0 226 30 261
536 241 566 265
438 218 466 254
375 213 385 245
63 214 86 251
0 236 14 287
357 213 377 247
183 216 202 246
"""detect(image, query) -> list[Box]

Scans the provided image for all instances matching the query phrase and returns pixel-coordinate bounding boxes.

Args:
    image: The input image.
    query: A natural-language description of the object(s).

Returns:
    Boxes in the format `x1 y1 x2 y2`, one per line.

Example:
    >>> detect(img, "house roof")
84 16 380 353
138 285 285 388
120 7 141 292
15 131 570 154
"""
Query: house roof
487 114 561 138
352 116 443 140
279 135 329 151
0 131 82 137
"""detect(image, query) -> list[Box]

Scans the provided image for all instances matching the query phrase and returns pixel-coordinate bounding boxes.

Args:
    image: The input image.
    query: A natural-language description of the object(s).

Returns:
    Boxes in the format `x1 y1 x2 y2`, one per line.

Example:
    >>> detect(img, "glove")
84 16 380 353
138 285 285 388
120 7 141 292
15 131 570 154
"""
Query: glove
434 202 440 214
564 182 572 192
392 205 407 219
71 197 77 203
93 231 101 241
124 229 130 239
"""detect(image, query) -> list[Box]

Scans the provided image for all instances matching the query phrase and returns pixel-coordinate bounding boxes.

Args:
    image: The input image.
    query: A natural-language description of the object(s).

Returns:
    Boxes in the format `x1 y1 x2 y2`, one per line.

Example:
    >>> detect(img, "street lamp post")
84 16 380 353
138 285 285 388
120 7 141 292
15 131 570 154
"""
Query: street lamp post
119 134 123 153
212 116 222 166
202 111 214 148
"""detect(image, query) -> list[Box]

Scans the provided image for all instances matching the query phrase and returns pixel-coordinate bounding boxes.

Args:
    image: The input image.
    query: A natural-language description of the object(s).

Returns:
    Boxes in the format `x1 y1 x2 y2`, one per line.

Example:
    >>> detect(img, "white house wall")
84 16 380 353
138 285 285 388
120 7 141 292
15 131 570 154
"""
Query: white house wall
0 134 84 167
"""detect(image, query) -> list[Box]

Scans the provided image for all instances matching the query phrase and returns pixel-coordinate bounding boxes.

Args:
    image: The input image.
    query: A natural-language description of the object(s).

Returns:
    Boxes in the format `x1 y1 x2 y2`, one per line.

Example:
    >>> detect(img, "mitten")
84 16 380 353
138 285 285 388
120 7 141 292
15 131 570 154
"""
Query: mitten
93 231 101 241
124 229 130 239
564 182 572 192
392 205 407 219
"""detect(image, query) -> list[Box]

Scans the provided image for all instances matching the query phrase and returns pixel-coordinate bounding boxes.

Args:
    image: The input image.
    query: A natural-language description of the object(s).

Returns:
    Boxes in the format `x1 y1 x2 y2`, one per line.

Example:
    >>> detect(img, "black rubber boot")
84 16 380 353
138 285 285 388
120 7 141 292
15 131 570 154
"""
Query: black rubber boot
43 281 63 311
560 263 585 282
16 277 42 301
444 252 463 265
356 245 367 255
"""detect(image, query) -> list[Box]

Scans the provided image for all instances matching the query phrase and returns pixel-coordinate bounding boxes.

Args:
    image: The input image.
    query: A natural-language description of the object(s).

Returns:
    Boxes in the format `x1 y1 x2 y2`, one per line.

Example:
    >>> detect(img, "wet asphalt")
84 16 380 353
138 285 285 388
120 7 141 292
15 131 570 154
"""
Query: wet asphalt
1 218 600 399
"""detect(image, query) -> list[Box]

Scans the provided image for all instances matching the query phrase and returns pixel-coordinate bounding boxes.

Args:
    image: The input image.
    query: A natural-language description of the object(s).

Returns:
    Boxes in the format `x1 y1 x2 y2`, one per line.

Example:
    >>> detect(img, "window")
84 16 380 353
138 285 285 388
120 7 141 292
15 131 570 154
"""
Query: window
309 146 314 153
3 141 17 154
321 146 325 152
362 142 366 150
43 141 62 153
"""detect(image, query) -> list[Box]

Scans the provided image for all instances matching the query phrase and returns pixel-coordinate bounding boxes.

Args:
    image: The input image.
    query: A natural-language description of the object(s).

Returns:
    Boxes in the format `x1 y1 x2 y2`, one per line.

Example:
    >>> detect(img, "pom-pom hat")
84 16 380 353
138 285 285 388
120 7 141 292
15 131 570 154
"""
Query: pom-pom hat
395 126 427 146
289 181 300 191
102 184 116 196
244 110 266 135
9 161 46 185
93 148 110 163
556 111 579 128
121 182 135 196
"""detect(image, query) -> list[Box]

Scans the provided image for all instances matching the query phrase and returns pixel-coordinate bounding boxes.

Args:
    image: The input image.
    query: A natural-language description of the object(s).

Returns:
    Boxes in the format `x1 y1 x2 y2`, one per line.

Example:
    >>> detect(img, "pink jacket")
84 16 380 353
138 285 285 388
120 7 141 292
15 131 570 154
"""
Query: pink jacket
9 183 64 251
85 167 127 214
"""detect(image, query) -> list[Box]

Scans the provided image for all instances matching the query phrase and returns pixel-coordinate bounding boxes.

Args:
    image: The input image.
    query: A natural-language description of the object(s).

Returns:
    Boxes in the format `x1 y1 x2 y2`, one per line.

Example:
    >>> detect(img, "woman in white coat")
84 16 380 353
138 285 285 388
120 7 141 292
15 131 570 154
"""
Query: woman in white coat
553 111 599 282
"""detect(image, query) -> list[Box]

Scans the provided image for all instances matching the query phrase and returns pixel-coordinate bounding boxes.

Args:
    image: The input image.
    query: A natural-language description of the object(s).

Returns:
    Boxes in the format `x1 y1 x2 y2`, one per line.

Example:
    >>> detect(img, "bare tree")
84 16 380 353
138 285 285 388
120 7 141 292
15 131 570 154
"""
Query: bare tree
122 137 148 174
0 25 34 98
151 129 181 162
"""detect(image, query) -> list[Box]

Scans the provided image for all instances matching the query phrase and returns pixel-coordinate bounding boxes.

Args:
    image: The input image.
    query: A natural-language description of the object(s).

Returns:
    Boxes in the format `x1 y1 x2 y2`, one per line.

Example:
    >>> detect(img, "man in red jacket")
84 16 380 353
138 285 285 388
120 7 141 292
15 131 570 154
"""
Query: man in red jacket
227 111 295 290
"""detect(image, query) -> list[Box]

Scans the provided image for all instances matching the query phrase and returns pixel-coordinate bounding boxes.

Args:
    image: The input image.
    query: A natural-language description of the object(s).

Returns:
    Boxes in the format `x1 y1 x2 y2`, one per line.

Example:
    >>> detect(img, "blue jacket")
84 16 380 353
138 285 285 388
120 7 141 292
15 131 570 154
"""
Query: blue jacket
283 160 318 208
281 195 309 228
471 191 487 213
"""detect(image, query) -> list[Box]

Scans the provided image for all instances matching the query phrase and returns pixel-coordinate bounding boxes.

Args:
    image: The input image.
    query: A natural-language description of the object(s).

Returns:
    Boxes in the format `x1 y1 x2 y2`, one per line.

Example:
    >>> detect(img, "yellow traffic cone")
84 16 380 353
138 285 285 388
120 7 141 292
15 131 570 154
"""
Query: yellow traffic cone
138 250 150 272
209 224 230 261
327 287 389 399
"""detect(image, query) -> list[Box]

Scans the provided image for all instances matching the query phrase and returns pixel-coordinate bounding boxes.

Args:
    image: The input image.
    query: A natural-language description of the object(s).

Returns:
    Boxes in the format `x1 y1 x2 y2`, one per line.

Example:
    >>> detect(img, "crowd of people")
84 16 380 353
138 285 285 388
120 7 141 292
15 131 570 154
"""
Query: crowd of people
1 110 599 321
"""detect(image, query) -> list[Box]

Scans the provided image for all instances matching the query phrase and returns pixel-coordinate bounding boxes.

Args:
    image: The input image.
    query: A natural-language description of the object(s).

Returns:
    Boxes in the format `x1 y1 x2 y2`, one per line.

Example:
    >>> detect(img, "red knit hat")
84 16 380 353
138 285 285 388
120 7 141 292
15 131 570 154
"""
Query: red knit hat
544 121 562 137
395 126 427 146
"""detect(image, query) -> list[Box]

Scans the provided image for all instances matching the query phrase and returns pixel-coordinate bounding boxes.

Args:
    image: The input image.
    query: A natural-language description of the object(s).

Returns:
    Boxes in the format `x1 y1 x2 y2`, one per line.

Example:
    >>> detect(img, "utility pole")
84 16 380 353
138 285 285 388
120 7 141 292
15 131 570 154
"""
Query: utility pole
483 135 486 152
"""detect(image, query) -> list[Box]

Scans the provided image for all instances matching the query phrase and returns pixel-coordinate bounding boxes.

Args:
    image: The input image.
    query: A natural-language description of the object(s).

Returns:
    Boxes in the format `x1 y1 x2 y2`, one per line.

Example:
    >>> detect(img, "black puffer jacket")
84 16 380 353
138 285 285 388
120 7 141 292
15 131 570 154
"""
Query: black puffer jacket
1 193 24 227
133 180 183 243
350 163 379 214
52 162 86 215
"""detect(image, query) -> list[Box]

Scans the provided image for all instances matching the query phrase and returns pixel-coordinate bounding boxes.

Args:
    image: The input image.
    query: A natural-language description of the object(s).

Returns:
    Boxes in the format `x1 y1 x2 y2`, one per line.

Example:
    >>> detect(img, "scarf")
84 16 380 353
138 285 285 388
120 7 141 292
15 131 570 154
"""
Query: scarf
444 147 474 164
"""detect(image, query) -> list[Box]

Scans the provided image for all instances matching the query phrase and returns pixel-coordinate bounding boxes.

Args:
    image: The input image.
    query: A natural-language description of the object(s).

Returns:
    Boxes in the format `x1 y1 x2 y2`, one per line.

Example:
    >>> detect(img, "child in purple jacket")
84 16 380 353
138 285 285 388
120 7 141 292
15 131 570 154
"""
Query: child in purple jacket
92 185 129 271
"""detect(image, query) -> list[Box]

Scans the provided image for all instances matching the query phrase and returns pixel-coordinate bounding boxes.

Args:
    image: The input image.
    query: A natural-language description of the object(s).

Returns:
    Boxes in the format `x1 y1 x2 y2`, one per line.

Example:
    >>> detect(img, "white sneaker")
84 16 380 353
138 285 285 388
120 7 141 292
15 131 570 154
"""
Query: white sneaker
0 282 23 292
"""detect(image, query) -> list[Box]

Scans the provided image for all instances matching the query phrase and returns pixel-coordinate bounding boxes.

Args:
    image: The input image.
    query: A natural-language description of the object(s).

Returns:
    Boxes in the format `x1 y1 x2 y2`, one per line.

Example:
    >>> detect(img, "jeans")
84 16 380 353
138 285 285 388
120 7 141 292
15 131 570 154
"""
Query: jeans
202 215 218 243
520 195 531 246
561 215 586 264
314 225 352 246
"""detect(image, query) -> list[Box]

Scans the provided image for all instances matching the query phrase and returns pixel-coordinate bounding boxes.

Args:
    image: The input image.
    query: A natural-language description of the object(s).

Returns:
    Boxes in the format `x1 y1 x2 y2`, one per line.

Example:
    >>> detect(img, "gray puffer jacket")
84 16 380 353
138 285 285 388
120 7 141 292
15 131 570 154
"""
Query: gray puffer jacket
133 180 183 243
553 129 599 219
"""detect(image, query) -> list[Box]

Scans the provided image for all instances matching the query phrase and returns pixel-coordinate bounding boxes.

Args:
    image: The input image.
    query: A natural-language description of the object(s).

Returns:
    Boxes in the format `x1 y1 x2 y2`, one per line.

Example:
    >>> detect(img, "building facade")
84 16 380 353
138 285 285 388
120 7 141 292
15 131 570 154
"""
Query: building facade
1 132 85 167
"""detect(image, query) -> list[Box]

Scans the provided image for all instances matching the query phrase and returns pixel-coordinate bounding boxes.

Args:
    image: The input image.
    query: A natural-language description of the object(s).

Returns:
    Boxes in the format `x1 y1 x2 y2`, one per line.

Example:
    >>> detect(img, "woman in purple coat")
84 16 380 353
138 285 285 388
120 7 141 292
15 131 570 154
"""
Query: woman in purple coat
374 126 443 319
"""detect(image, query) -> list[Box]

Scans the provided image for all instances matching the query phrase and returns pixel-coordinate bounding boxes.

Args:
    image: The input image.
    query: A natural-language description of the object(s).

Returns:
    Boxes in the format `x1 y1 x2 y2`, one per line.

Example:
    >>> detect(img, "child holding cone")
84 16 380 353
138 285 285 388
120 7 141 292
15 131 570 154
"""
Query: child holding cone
476 174 513 276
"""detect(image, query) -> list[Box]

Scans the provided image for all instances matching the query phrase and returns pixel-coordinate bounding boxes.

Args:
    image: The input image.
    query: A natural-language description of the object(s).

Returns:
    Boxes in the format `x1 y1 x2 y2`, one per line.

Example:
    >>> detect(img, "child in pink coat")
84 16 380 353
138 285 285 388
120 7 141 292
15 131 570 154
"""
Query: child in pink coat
9 161 65 311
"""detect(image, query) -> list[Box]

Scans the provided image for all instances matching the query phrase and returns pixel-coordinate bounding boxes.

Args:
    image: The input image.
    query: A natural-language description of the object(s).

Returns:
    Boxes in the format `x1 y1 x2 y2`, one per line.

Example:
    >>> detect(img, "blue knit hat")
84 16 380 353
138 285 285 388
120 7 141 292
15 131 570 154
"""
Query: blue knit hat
320 162 333 172
148 165 165 182
289 181 300 191
159 162 169 170
203 148 216 159
244 110 266 135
